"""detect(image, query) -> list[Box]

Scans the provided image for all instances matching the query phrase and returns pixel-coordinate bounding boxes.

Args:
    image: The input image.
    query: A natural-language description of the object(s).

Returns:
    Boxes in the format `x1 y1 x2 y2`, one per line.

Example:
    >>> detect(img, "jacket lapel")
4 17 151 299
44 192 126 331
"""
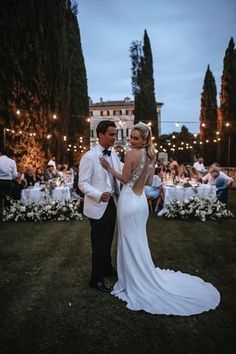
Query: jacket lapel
94 145 112 189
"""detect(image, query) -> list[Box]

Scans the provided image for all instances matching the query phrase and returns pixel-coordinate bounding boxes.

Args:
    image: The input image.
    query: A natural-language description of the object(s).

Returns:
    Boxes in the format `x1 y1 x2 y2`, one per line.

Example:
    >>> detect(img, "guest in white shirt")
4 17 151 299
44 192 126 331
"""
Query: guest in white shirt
203 165 233 203
47 156 56 171
193 157 206 175
0 147 17 217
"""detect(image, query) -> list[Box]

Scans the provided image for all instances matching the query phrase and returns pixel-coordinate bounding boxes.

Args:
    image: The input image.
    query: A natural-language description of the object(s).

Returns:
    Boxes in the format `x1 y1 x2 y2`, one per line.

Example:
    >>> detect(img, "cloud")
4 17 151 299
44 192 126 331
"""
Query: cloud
78 0 236 133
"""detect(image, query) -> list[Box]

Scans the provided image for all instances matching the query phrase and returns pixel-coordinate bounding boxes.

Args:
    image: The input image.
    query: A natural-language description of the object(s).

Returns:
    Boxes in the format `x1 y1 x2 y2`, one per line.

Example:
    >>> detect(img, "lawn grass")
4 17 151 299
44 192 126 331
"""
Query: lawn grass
0 191 236 354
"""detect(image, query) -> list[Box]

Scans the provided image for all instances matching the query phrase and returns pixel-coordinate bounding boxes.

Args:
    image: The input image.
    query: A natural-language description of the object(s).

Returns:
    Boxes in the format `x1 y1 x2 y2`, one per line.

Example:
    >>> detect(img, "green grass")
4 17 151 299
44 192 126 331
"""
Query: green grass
0 191 236 354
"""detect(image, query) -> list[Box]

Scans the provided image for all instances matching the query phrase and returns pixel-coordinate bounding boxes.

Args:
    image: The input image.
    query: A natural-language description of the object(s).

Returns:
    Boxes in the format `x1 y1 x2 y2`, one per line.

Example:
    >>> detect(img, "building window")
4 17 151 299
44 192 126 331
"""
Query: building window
125 109 132 115
127 128 132 138
107 110 110 116
117 129 123 140
90 130 94 138
89 111 93 116
114 110 122 116
100 111 104 116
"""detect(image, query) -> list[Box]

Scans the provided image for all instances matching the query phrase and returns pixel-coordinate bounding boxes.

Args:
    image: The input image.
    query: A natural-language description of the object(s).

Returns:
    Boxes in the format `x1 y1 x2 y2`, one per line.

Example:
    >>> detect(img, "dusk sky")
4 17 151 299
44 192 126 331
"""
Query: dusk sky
77 0 236 134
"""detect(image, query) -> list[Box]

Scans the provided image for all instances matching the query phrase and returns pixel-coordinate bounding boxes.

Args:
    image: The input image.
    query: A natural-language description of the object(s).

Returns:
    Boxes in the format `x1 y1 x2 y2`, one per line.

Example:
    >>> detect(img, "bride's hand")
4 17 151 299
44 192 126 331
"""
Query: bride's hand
99 156 111 171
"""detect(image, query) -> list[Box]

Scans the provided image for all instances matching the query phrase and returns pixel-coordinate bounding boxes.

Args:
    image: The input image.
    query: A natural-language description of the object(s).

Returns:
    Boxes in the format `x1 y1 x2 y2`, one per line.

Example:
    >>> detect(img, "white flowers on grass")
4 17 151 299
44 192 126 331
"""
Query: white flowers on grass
165 196 234 222
3 198 83 222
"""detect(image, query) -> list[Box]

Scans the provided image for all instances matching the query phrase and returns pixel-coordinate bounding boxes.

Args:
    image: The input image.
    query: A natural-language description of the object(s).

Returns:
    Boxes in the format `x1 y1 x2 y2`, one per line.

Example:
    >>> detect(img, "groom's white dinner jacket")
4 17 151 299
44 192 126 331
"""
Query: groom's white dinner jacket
79 144 122 219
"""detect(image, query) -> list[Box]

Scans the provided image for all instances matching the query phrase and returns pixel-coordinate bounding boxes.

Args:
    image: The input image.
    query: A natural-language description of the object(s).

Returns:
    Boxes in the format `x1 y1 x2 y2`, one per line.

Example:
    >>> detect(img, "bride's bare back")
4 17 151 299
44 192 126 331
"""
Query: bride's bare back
127 149 154 196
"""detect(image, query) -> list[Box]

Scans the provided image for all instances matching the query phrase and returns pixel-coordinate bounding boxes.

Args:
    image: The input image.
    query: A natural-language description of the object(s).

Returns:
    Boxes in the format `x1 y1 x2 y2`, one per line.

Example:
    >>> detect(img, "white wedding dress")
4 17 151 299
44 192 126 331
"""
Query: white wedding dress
111 150 220 316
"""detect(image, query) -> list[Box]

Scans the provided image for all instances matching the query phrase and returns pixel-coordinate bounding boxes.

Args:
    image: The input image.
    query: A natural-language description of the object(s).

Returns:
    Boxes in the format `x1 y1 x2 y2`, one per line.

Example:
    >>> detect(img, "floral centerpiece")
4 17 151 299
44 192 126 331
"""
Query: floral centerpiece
40 179 58 196
164 196 234 222
2 197 83 222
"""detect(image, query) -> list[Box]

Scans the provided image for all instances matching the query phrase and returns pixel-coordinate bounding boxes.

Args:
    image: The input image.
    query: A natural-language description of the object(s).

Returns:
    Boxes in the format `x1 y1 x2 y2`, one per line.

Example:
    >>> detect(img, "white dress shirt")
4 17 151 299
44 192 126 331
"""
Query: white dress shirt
0 155 17 180
202 171 233 187
193 161 205 172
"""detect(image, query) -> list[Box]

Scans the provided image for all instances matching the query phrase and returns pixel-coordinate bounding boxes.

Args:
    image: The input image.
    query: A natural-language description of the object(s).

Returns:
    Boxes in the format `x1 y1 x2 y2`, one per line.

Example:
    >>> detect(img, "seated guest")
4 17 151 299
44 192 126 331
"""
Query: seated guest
145 167 164 211
47 156 56 171
23 165 35 187
58 165 67 181
169 158 178 170
189 166 202 182
44 165 58 181
35 167 44 183
178 162 189 178
170 164 179 179
66 164 75 182
203 165 233 203
12 172 25 200
193 157 206 175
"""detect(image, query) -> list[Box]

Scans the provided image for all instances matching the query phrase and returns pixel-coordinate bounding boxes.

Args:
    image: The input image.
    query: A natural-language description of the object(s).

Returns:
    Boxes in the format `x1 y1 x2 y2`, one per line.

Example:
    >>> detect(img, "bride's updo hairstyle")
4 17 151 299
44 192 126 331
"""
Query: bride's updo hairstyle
132 122 156 161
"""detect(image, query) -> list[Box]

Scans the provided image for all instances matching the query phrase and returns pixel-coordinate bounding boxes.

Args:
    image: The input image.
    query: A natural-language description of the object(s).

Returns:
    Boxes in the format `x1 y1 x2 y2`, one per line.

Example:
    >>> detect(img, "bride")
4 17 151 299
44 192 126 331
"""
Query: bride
99 122 220 316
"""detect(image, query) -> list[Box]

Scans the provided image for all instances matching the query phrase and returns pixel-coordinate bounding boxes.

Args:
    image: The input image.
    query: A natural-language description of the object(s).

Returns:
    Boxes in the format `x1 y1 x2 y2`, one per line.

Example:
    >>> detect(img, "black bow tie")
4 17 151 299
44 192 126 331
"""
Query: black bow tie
102 149 111 156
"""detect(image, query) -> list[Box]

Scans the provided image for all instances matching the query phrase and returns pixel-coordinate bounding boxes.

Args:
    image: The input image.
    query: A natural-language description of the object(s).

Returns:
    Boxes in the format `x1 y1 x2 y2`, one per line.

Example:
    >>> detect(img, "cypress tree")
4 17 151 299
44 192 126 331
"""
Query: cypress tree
199 65 218 165
0 0 88 168
218 37 236 166
130 30 158 138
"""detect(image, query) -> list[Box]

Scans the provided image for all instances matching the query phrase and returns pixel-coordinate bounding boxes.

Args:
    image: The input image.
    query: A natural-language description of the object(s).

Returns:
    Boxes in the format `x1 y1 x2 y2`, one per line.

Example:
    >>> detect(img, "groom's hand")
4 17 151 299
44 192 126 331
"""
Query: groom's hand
100 192 111 202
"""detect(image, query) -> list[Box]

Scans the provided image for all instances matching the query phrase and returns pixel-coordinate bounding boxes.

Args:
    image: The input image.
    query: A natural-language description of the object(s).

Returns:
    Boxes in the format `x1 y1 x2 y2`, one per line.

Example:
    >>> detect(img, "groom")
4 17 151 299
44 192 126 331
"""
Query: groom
79 120 122 292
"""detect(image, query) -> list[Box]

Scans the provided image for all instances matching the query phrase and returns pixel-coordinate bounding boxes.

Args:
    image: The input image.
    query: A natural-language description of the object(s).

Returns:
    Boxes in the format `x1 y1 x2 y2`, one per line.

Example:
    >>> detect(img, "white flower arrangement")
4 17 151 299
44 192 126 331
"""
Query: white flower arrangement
3 197 83 222
40 180 58 196
164 196 234 222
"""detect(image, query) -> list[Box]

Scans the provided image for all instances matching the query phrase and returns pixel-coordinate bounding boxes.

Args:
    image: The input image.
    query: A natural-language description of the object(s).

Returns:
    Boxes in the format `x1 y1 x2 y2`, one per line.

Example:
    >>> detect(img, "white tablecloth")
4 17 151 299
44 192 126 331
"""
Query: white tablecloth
21 186 71 205
158 184 217 216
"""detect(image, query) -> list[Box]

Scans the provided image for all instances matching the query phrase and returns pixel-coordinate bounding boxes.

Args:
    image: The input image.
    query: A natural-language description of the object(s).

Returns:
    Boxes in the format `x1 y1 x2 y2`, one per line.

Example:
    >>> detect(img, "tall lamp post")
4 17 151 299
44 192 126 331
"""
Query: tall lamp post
226 122 231 174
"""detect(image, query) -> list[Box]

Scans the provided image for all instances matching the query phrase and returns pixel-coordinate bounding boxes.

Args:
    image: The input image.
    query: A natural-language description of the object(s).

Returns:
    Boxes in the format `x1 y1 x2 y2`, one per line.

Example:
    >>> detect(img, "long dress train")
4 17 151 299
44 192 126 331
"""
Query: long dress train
111 151 220 316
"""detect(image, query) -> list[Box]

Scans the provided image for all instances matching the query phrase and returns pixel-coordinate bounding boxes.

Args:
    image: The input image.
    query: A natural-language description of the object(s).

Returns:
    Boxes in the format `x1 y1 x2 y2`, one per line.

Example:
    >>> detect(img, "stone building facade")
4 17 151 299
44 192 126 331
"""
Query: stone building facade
88 97 163 156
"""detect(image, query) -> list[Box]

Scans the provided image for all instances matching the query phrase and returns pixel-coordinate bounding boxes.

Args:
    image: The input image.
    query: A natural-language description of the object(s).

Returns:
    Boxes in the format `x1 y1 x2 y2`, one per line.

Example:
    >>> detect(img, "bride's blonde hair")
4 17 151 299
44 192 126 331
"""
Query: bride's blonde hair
132 122 156 161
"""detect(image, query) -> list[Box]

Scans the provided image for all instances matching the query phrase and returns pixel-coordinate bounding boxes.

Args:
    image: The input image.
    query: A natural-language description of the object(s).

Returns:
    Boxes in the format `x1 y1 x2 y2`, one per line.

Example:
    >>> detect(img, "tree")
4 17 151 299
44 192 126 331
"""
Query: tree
199 65 218 164
0 0 88 168
130 30 158 138
218 37 236 166
159 126 195 163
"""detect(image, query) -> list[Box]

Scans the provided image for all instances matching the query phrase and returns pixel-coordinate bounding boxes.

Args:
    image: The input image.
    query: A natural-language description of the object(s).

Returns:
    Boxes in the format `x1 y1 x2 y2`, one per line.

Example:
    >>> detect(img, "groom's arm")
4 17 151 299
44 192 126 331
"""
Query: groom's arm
79 155 102 203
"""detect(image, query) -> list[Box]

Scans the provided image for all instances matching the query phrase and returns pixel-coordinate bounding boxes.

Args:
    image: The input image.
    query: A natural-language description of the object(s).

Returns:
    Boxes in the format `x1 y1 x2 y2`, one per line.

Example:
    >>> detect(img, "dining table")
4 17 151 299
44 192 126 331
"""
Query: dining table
157 183 217 216
21 185 71 205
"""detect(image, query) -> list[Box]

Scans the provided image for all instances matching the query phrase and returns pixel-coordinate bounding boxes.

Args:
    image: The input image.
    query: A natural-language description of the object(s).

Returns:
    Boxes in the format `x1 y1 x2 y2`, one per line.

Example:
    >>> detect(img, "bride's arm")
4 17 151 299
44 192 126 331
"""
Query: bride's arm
100 151 134 184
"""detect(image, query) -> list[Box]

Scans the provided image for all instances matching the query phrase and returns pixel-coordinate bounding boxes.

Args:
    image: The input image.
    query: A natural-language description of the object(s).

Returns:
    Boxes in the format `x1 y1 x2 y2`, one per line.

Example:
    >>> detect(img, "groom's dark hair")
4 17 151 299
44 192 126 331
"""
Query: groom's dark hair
96 120 116 137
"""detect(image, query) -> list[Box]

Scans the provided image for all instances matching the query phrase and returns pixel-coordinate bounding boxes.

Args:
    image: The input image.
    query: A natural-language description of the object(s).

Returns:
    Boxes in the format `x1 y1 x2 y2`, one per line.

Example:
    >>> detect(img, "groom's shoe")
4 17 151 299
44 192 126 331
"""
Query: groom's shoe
89 280 113 293
104 268 118 277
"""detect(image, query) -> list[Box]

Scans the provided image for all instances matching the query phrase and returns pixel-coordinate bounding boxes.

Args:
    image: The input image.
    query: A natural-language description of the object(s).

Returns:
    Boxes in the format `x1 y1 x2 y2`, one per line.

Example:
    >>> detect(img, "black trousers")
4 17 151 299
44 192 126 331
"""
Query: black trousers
89 197 116 282
0 179 14 220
